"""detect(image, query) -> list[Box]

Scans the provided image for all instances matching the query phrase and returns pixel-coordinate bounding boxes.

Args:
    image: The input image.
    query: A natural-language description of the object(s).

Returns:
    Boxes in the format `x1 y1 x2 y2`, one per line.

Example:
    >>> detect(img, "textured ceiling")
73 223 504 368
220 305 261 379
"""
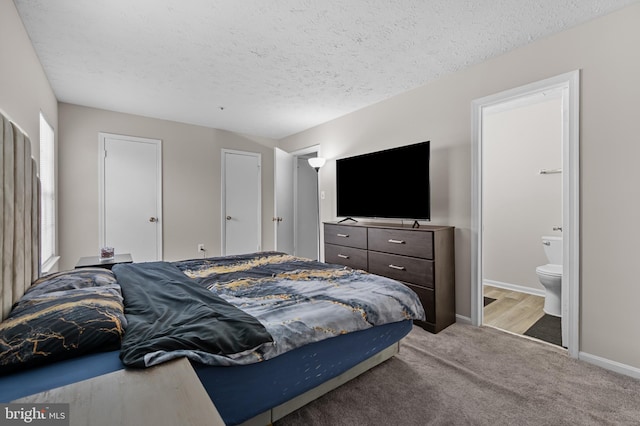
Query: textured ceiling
13 0 638 139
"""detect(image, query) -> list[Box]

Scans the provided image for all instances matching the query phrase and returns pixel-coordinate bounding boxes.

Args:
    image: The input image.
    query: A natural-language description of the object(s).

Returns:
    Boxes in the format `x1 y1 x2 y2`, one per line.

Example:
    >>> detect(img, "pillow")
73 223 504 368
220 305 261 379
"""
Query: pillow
0 268 127 375
21 267 121 299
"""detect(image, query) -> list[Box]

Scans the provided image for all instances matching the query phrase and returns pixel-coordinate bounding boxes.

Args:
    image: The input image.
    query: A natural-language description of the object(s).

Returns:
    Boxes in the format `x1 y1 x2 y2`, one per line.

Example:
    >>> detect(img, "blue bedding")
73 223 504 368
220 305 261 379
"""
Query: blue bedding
172 252 425 366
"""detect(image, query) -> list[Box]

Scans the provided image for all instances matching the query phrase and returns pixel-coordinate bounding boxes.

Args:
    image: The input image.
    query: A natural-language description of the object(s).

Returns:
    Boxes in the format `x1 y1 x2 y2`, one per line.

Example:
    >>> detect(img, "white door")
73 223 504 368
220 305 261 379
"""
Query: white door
99 133 162 262
222 150 261 255
296 156 319 259
274 148 294 255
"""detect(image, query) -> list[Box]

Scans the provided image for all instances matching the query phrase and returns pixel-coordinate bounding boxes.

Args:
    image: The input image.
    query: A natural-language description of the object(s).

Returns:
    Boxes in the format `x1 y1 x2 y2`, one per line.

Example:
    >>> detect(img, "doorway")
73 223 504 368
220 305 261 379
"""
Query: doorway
98 132 163 262
274 145 321 260
471 71 580 357
221 149 262 256
482 94 562 346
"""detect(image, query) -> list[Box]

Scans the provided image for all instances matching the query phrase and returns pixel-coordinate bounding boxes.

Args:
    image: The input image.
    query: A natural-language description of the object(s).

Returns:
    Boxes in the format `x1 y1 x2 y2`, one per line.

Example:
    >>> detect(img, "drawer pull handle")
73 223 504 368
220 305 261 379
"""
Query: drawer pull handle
338 254 350 259
388 239 405 244
388 264 406 271
337 233 349 238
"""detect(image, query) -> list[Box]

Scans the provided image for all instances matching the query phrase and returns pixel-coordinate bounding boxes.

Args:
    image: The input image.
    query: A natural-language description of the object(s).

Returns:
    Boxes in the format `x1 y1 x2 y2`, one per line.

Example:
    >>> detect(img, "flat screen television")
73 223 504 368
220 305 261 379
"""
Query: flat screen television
336 141 430 221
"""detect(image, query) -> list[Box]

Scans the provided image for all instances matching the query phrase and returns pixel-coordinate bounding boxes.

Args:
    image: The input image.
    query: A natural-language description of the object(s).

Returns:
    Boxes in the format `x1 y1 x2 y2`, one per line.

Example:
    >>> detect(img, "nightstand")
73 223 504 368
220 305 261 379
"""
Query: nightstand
75 253 133 270
14 358 224 426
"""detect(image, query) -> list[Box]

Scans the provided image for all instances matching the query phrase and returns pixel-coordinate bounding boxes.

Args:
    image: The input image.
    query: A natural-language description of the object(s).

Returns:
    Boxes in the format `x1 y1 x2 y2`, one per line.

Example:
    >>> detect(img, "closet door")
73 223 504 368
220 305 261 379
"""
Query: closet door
221 150 261 255
99 133 162 262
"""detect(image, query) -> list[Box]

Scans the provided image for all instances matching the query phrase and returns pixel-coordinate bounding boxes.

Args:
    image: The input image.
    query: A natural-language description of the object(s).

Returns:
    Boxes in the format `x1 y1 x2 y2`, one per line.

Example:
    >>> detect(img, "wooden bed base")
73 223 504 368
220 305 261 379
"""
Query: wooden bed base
239 341 400 426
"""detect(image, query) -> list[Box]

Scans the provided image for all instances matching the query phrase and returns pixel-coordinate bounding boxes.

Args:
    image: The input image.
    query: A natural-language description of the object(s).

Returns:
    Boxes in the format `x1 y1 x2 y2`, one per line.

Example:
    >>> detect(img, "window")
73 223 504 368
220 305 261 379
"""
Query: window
39 112 56 269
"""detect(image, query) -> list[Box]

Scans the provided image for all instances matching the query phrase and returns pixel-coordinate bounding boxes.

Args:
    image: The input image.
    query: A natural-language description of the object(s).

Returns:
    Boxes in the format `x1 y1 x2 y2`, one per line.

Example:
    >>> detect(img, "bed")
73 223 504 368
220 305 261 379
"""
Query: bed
0 111 425 425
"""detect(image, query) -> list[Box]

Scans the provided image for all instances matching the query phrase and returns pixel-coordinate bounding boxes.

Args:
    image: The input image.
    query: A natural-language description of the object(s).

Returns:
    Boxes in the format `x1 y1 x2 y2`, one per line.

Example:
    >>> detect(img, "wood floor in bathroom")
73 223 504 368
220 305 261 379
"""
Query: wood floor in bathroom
483 285 545 335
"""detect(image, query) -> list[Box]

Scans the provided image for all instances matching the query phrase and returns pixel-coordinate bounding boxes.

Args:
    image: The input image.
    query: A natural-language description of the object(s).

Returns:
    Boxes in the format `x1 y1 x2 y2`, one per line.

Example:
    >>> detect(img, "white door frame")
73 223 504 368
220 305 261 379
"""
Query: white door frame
98 132 163 260
471 70 580 357
221 149 262 255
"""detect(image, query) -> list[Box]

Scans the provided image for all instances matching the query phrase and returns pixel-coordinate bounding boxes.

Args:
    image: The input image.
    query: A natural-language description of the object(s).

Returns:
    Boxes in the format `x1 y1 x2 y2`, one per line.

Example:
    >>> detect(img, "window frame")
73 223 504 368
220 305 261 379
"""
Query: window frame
39 112 57 272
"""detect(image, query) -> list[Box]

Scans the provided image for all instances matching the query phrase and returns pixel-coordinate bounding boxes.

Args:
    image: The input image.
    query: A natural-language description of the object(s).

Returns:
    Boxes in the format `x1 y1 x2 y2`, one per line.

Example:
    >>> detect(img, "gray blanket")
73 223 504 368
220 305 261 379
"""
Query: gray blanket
113 262 274 368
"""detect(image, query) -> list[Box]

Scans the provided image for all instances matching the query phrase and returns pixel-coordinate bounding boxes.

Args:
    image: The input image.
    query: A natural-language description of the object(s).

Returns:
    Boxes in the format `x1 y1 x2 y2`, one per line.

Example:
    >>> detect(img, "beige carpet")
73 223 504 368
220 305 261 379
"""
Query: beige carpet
276 323 640 425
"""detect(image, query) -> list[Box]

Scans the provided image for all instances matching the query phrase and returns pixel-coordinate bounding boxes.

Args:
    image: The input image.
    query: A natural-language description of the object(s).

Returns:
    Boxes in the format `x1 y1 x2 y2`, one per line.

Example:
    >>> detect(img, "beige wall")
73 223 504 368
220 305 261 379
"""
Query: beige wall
483 97 562 292
0 0 58 177
58 103 276 270
0 0 58 269
279 4 640 369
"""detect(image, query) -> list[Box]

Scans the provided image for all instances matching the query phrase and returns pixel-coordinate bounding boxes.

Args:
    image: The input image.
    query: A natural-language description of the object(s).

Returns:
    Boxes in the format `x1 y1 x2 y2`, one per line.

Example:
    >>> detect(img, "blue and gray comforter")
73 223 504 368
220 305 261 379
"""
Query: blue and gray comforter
115 252 425 367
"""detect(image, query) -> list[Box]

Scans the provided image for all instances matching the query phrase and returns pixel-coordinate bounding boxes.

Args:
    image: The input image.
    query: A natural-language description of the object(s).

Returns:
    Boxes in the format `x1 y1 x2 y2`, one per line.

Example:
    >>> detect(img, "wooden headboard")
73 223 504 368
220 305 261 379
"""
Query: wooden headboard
1 111 40 320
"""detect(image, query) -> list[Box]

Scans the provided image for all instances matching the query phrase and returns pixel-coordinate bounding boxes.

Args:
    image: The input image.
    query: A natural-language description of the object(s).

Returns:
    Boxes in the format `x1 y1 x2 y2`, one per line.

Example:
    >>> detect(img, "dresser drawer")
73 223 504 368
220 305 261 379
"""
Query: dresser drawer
368 251 434 288
325 244 368 270
368 228 433 259
324 224 367 249
405 283 435 324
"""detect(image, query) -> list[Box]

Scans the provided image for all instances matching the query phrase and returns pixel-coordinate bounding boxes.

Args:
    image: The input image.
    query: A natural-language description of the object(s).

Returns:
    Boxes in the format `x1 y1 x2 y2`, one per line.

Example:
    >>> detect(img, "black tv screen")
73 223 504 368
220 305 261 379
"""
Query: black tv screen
336 141 430 220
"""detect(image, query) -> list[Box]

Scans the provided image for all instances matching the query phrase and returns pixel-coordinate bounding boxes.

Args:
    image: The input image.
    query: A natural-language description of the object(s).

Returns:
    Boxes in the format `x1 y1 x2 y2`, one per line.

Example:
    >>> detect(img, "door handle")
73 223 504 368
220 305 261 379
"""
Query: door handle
226 216 232 220
272 217 283 222
149 217 158 223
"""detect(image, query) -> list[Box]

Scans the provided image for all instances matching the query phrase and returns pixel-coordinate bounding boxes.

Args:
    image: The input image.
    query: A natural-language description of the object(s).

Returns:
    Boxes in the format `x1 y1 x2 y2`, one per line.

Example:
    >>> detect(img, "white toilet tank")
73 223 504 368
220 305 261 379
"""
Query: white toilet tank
541 236 562 264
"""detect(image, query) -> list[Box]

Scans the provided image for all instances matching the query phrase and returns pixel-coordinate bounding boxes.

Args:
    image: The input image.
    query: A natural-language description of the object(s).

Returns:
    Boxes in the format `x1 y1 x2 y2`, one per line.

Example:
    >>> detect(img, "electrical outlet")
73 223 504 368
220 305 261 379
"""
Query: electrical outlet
198 244 205 252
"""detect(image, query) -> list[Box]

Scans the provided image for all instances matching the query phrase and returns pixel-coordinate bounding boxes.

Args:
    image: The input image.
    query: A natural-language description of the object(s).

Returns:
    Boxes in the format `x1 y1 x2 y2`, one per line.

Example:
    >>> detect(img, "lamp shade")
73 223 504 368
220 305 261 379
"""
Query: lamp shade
308 157 326 170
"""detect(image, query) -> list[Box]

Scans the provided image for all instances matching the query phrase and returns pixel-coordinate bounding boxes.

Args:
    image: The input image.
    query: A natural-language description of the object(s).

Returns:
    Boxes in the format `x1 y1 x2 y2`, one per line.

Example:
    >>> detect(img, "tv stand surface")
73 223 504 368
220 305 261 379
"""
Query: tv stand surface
324 221 455 333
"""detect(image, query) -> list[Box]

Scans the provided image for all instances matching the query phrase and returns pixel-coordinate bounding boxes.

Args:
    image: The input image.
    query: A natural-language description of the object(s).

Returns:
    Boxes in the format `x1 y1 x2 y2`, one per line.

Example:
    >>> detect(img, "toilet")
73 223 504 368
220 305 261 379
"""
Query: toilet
535 236 562 317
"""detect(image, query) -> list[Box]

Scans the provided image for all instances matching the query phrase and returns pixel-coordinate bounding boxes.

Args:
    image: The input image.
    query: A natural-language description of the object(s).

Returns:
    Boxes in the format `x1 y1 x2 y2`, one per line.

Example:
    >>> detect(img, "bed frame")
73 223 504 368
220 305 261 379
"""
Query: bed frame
238 341 399 426
0 109 407 425
0 110 40 321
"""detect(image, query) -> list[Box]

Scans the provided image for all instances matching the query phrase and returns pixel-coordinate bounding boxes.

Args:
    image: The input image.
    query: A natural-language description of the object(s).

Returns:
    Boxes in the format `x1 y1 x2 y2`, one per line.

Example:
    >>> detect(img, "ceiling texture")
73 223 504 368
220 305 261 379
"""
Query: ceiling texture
14 0 638 139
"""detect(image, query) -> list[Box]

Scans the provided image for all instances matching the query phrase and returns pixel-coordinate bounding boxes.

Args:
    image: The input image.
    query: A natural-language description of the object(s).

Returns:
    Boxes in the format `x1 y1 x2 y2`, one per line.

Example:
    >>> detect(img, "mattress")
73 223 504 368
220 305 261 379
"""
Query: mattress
0 350 123 402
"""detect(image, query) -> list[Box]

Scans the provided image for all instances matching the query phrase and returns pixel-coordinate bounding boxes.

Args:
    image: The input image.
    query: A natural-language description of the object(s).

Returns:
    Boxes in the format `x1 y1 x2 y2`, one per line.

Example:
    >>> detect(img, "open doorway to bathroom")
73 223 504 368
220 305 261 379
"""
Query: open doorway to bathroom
482 94 563 347
471 71 580 356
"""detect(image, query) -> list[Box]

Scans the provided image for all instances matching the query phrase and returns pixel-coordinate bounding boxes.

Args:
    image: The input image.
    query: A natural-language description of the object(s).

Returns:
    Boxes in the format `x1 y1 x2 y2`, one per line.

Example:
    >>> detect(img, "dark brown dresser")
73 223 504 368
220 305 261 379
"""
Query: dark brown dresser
324 222 455 333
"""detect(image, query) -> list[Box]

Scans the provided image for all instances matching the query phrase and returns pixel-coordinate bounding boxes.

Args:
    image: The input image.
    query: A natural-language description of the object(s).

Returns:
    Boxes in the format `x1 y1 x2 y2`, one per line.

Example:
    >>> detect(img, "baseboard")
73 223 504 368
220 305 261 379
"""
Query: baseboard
483 279 545 298
455 314 472 325
579 351 640 380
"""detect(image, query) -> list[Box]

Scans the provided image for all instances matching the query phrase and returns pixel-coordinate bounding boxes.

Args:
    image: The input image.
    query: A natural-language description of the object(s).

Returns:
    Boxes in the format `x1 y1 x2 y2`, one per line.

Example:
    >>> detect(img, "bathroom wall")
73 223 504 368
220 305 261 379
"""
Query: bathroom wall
483 96 562 293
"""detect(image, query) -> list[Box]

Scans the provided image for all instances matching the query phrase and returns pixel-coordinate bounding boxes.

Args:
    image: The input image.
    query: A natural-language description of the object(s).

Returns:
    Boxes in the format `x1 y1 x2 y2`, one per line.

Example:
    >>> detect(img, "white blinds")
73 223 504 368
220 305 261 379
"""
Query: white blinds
39 112 55 266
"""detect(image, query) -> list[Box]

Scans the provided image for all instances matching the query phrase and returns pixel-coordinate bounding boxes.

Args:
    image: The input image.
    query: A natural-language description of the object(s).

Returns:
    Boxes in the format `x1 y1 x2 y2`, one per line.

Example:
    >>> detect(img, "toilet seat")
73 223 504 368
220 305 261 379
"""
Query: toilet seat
536 263 562 277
